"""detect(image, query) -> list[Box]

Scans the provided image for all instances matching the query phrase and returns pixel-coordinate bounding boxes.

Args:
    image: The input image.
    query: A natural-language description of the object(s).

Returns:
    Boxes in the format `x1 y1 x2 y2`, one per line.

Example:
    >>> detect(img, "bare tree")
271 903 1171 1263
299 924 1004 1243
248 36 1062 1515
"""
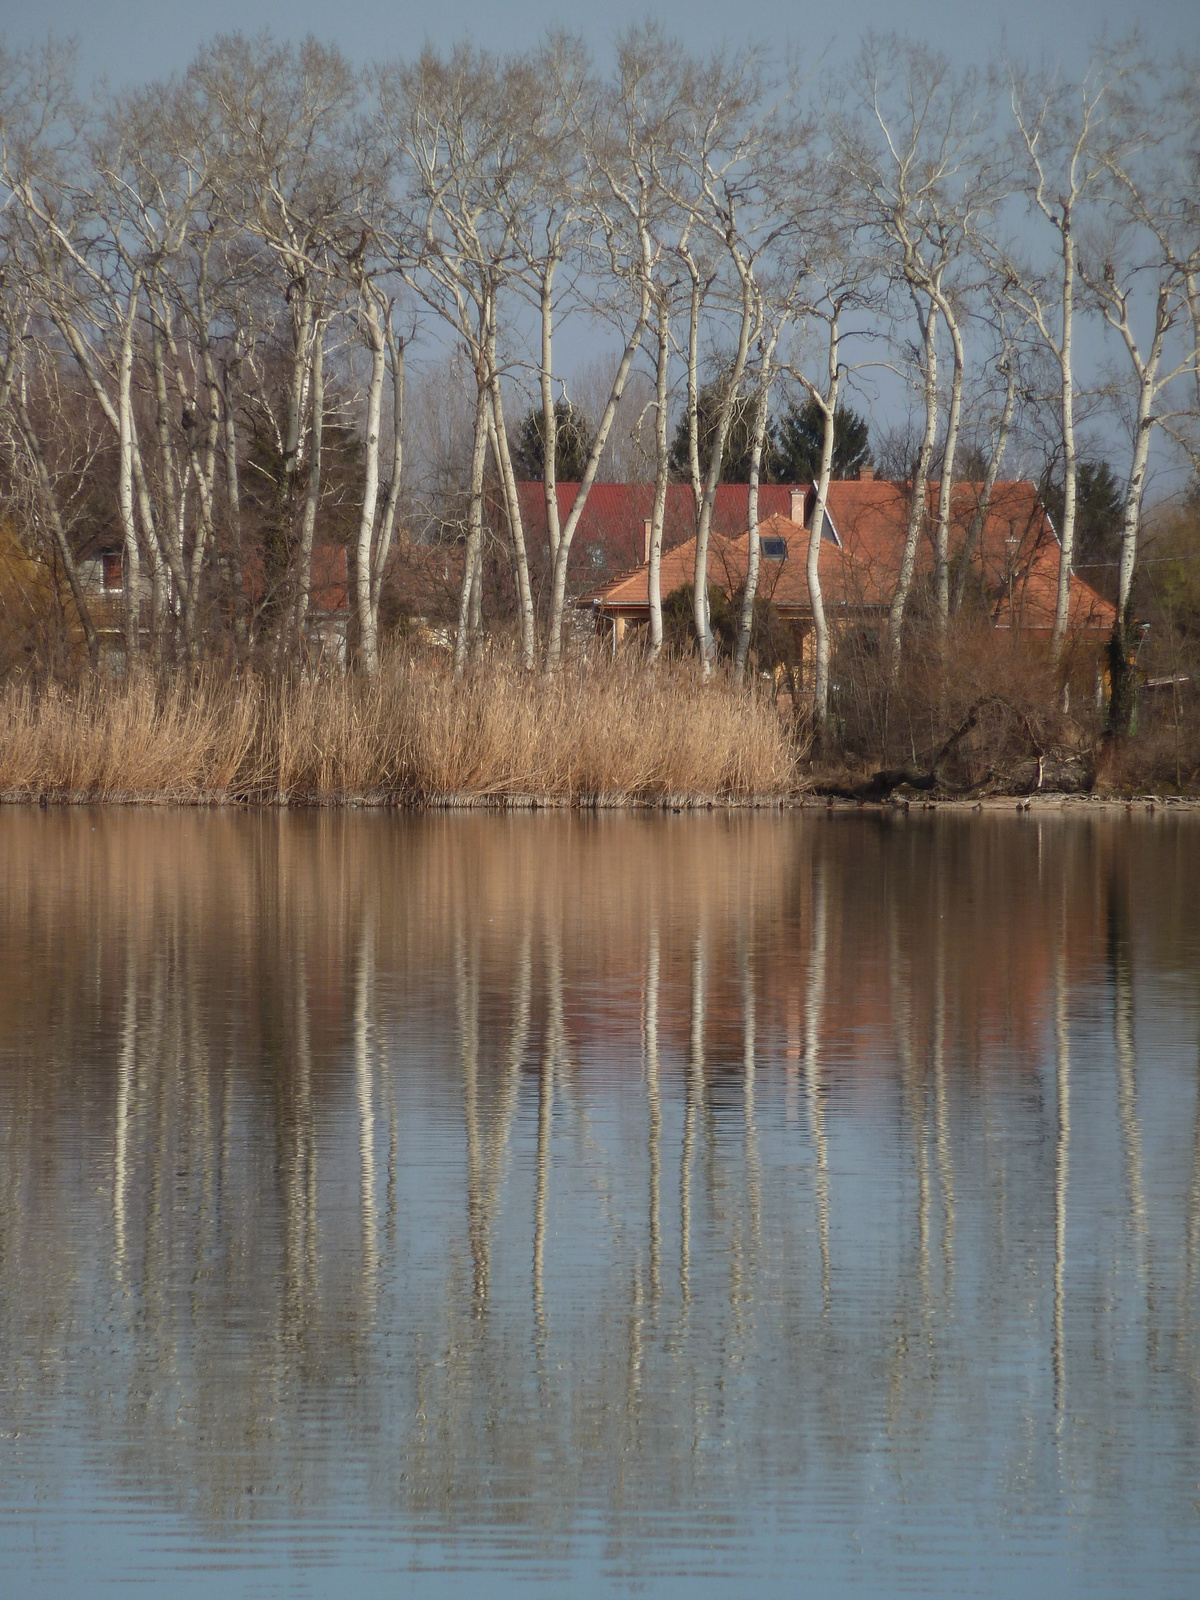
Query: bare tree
666 46 797 670
1002 45 1141 663
1076 88 1198 727
379 46 540 670
592 27 701 659
836 38 1000 671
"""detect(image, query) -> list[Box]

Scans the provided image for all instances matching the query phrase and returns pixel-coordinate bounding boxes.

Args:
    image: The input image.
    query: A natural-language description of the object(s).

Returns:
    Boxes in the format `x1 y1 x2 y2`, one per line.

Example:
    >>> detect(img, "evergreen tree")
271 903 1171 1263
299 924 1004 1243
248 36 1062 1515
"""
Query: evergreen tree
510 399 595 482
773 397 872 482
668 384 779 483
1045 459 1123 571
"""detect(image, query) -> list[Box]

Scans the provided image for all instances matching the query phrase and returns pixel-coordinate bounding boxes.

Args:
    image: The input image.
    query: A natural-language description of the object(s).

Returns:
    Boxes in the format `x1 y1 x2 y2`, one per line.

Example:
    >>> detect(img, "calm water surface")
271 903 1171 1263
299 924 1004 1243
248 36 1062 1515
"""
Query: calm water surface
1 809 1199 1598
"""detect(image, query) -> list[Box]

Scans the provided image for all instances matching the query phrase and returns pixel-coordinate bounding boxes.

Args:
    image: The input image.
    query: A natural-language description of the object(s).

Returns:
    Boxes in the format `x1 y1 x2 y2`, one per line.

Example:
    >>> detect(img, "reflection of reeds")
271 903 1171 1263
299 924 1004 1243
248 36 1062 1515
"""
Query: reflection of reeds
0 655 794 805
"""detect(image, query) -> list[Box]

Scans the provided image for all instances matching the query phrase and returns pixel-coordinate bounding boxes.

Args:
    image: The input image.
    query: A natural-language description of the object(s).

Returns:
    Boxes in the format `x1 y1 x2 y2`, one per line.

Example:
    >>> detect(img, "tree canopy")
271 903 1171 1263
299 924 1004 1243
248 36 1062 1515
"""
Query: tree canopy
510 400 597 483
774 398 873 483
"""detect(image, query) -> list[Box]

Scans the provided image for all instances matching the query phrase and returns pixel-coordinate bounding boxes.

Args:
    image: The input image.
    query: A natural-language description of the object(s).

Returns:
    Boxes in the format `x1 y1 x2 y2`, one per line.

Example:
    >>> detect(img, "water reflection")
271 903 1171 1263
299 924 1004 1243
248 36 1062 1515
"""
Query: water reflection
1 809 1199 1597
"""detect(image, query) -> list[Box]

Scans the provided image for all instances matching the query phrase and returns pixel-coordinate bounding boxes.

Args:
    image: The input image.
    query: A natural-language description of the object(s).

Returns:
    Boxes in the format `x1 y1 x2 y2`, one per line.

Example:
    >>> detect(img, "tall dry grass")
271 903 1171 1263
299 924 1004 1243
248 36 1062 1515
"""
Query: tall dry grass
0 654 798 805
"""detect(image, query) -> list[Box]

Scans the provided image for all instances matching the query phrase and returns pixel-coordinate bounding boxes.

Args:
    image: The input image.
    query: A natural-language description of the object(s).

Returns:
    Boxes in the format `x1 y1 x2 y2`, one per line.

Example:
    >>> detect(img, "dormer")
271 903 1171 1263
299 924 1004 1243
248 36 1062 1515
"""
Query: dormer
791 484 842 546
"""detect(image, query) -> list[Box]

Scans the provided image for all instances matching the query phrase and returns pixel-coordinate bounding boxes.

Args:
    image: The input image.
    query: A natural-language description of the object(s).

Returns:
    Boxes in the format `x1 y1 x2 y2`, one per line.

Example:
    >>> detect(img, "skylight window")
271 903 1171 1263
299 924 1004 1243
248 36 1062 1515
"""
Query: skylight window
761 536 788 560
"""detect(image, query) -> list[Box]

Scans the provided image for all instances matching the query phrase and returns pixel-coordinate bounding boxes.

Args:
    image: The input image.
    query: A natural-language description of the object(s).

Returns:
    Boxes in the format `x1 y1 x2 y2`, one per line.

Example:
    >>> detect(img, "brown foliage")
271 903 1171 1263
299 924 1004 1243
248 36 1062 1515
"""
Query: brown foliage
826 614 1100 790
0 653 797 805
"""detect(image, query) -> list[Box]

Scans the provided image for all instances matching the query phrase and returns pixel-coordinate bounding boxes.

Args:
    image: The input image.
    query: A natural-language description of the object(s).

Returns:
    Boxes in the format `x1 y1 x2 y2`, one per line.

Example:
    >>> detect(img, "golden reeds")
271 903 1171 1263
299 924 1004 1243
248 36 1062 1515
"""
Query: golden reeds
0 654 798 805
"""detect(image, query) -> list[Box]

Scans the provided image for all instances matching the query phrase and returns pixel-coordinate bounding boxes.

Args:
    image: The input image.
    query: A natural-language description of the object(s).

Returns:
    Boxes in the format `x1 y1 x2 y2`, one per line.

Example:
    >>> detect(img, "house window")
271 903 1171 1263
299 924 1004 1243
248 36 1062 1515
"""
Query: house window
102 550 123 592
761 536 788 560
587 544 606 569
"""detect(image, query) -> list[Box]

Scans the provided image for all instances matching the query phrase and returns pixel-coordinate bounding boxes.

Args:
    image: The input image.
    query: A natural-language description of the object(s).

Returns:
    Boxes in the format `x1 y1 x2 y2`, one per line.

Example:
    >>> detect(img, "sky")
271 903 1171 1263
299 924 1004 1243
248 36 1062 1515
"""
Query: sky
0 0 1195 91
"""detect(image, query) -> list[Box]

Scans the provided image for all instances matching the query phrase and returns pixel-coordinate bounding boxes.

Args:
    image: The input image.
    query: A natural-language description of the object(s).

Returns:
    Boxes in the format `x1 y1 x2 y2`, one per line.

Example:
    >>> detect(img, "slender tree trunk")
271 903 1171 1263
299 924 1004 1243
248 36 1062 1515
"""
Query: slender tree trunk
1051 215 1078 663
734 335 777 682
167 296 221 661
808 405 836 741
1186 270 1200 459
1108 336 1163 737
544 319 648 670
932 307 965 637
805 326 842 738
372 321 406 619
455 383 491 676
355 303 387 676
283 288 315 499
886 297 940 678
648 297 670 660
130 443 177 652
294 329 325 652
487 370 536 671
693 275 755 671
221 354 250 655
116 287 142 669
539 257 562 564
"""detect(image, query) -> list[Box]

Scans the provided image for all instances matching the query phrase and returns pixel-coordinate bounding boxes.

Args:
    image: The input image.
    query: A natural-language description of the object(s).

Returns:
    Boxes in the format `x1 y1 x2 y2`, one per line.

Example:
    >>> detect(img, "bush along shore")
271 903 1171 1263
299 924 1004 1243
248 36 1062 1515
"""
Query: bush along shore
2 652 1199 811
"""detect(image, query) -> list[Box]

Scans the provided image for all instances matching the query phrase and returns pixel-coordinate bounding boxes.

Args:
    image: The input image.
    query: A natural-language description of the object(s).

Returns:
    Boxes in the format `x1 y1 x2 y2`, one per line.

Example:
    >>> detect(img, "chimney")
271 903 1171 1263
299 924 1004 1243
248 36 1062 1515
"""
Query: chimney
643 516 653 564
860 466 875 481
789 486 805 524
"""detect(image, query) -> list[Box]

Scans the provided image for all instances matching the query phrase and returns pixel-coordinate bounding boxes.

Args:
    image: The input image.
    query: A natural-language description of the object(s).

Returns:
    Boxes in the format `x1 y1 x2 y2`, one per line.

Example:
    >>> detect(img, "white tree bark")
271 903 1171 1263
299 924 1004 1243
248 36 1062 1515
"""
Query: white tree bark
734 319 781 681
454 384 491 676
647 297 671 659
886 295 940 676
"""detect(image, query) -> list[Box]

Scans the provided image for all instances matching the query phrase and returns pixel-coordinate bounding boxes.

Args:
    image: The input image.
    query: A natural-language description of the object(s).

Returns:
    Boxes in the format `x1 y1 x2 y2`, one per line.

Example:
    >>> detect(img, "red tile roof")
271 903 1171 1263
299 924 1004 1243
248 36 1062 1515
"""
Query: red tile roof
512 482 798 581
584 480 1117 637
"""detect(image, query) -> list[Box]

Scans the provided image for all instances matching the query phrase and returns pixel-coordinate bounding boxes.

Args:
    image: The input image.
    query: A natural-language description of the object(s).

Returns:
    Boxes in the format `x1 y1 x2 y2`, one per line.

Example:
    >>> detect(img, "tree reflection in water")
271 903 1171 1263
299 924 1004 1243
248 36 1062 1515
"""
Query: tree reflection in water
0 808 1198 1594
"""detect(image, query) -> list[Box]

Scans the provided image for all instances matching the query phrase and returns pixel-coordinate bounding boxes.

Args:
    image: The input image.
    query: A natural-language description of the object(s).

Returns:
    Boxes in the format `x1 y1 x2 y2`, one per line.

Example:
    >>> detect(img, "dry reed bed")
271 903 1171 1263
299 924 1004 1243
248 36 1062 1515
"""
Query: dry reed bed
0 657 798 805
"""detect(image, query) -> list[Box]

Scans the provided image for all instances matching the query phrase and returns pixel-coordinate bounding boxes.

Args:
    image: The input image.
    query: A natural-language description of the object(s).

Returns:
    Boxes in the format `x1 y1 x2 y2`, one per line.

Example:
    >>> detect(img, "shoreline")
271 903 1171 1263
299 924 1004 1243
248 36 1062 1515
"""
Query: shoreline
3 665 1196 813
4 790 1199 812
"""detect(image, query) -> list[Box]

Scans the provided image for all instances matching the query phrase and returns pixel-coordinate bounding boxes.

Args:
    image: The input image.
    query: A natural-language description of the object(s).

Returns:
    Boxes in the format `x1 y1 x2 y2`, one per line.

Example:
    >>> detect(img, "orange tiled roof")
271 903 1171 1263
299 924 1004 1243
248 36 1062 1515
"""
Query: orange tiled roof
513 482 799 580
585 480 1117 636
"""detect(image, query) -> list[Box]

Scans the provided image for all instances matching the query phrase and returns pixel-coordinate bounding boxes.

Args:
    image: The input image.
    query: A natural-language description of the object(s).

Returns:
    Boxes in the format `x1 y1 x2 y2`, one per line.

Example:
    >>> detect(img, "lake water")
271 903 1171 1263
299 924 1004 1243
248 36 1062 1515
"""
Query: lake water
1 808 1198 1598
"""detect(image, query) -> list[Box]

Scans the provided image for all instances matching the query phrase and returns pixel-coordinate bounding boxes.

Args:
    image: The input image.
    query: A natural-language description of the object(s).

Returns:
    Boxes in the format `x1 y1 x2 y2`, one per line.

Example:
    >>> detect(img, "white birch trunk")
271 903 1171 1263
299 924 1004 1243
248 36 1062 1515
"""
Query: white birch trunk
116 286 142 668
372 321 406 619
486 369 537 671
805 318 843 736
455 384 491 676
355 304 387 677
886 296 940 677
1051 215 1078 662
733 330 778 681
294 331 324 648
693 275 755 671
932 305 965 636
647 298 670 660
544 292 647 669
539 258 562 564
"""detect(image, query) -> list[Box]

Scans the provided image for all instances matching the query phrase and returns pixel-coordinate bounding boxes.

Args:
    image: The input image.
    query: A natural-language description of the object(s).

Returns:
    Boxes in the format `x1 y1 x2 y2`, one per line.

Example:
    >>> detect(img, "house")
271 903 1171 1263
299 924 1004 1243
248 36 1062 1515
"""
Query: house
580 477 1117 671
79 536 353 654
508 481 802 584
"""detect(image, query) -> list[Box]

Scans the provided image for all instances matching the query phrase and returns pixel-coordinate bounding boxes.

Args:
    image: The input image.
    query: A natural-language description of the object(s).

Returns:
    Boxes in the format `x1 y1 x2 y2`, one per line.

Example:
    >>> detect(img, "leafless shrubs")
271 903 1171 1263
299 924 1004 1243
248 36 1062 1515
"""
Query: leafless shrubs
827 615 1099 790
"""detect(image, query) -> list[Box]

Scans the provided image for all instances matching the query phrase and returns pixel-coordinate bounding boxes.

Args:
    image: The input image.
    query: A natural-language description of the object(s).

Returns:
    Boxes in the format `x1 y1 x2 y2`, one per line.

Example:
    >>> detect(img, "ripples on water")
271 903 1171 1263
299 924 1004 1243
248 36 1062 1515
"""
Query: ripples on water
0 809 1198 1598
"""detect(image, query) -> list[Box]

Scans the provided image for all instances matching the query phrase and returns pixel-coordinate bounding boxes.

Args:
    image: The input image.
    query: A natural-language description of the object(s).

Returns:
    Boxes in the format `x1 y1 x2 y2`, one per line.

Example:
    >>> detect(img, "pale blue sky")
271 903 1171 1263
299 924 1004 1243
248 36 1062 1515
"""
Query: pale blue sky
0 0 1195 89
